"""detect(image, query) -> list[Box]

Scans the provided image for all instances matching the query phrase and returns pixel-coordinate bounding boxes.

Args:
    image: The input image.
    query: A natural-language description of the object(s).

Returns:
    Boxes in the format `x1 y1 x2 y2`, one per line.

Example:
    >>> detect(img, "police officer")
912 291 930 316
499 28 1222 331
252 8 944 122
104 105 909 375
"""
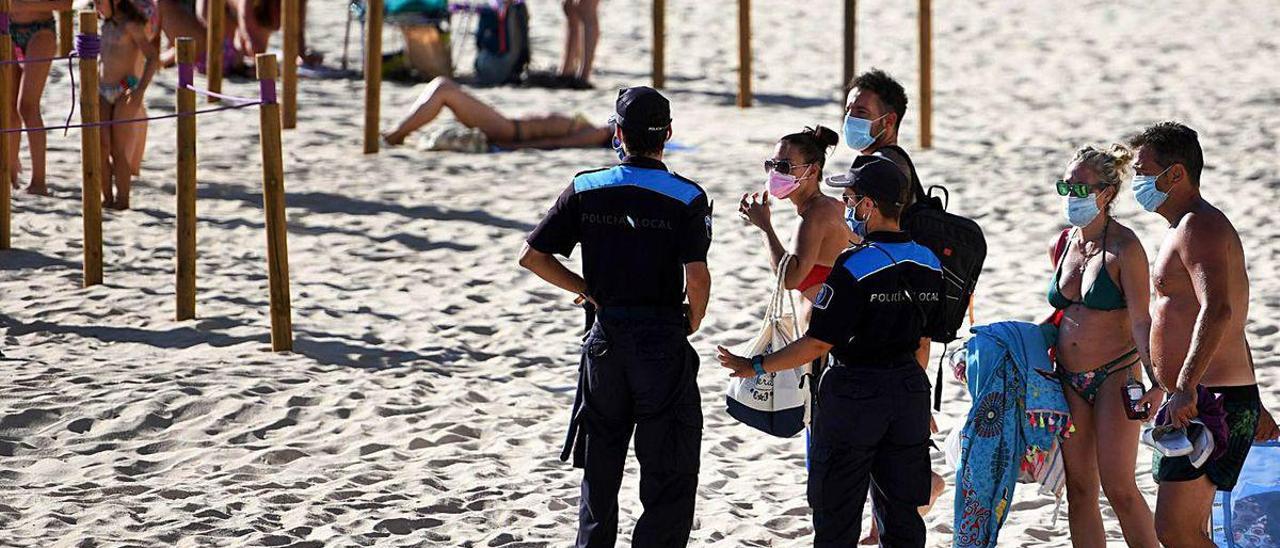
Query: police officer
717 155 944 547
518 86 712 548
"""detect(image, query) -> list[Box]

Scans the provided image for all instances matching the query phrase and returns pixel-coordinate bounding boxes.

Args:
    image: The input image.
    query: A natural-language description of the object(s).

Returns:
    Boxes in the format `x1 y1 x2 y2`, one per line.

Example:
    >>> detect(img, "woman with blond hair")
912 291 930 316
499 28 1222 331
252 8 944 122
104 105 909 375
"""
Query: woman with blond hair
1048 144 1162 547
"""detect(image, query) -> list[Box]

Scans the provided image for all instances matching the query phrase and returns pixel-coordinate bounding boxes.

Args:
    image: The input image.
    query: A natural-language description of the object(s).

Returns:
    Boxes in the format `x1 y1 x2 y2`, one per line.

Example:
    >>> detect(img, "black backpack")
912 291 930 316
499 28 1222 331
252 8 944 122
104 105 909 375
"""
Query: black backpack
879 145 987 407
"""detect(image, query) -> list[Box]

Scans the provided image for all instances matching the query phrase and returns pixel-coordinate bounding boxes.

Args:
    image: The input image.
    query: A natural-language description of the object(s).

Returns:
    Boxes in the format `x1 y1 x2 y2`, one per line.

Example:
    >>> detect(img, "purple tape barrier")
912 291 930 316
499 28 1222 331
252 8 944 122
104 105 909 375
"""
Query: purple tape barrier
74 33 100 58
0 13 9 35
0 101 262 135
259 78 276 105
178 62 193 89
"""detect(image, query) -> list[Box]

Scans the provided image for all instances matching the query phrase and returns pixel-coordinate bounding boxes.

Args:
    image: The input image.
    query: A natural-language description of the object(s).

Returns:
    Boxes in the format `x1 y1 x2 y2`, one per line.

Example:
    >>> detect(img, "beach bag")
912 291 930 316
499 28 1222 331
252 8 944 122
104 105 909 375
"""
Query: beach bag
1213 441 1280 547
474 1 530 85
725 256 810 438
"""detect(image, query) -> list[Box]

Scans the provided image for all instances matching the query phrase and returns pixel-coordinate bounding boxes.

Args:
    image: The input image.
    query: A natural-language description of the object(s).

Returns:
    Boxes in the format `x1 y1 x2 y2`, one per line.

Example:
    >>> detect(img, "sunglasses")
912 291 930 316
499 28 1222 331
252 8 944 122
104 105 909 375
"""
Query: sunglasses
764 159 814 176
1055 180 1112 198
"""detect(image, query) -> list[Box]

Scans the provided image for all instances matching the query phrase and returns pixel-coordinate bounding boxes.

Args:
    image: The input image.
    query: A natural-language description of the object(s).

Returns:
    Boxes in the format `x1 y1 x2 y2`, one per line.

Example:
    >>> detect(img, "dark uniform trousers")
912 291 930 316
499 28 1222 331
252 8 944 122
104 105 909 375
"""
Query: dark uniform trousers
562 307 702 548
808 362 932 548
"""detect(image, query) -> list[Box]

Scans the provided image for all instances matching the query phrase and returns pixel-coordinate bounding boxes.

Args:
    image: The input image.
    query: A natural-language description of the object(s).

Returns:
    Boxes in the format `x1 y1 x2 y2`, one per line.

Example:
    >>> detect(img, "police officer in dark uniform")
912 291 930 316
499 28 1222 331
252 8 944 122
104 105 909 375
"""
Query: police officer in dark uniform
518 86 712 548
717 155 944 547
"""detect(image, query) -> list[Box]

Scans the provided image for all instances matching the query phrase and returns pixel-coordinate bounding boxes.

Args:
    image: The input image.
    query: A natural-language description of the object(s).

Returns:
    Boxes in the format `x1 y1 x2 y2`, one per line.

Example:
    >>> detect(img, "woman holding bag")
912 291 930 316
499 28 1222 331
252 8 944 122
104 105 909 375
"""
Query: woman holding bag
740 126 851 312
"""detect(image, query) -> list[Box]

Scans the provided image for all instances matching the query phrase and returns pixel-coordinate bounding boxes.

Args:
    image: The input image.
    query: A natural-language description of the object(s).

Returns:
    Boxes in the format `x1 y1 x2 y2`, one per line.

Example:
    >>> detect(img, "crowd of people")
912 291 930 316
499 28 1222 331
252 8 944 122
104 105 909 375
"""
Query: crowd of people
518 71 1280 547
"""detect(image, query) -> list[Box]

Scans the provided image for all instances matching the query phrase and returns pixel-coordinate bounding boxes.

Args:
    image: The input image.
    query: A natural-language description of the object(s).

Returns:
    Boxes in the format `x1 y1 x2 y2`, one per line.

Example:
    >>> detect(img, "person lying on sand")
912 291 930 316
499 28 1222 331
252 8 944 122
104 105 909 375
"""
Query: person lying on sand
381 77 613 150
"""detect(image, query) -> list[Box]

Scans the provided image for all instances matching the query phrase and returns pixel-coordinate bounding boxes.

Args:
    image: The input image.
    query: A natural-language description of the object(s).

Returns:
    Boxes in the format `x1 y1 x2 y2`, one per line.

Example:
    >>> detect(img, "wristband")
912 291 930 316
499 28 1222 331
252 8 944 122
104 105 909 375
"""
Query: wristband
751 355 766 376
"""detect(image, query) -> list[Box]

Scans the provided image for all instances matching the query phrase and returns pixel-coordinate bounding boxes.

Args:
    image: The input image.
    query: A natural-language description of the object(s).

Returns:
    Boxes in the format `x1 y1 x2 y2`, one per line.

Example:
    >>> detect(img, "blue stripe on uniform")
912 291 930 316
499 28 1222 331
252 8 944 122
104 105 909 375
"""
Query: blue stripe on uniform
842 241 942 282
573 166 702 205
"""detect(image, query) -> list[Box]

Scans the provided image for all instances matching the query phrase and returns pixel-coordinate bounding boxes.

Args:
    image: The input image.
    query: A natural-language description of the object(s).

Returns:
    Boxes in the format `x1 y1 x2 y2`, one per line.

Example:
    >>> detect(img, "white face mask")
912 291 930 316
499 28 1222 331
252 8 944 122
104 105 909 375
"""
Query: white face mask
1065 196 1102 227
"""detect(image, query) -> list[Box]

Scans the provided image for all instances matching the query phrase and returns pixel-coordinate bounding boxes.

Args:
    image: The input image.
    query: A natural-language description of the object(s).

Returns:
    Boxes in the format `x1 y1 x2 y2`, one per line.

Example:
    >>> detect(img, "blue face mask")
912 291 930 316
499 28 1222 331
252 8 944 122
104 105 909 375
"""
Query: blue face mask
845 198 868 237
843 114 887 151
1065 196 1101 227
1132 166 1173 212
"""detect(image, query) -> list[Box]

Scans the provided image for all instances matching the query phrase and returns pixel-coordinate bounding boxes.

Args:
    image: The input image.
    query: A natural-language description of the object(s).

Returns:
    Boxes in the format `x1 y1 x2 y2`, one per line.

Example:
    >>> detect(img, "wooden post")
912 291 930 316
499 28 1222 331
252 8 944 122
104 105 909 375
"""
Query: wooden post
0 0 12 250
736 0 751 108
918 0 932 148
281 0 298 129
57 10 73 56
256 54 293 352
205 0 224 103
842 0 856 91
78 11 103 285
176 38 197 320
363 0 382 154
651 0 664 89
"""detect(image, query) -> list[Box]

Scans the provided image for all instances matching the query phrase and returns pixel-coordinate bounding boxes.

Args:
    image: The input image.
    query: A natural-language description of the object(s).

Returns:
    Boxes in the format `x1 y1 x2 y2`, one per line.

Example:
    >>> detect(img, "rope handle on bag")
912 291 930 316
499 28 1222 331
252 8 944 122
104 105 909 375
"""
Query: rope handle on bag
763 254 802 342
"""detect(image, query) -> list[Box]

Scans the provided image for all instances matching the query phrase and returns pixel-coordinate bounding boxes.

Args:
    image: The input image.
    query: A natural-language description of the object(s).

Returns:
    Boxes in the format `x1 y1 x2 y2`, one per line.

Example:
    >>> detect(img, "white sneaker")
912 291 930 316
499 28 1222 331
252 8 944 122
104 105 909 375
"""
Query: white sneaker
1142 425 1194 458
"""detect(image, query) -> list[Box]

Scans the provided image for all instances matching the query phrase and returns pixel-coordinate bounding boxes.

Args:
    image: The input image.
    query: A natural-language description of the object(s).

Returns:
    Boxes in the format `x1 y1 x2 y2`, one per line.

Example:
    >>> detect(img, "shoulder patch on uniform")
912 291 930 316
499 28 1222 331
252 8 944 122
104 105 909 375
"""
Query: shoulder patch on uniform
813 283 834 310
704 214 713 239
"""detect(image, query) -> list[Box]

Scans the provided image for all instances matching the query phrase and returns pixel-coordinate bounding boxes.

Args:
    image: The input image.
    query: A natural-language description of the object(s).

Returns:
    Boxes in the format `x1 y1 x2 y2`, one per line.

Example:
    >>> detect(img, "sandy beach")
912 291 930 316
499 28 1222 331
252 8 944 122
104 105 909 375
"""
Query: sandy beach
2 0 1278 545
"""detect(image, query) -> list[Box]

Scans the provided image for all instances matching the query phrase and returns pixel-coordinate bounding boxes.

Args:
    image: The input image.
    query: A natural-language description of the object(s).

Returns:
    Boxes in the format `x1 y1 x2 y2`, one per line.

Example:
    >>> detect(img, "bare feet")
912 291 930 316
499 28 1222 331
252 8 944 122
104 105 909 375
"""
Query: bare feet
25 181 49 196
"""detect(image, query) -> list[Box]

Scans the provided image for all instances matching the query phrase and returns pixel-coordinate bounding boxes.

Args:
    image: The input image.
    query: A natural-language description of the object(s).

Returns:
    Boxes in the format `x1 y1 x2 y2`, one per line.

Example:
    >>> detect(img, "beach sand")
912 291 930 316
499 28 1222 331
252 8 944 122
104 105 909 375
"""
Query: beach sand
2 0 1278 545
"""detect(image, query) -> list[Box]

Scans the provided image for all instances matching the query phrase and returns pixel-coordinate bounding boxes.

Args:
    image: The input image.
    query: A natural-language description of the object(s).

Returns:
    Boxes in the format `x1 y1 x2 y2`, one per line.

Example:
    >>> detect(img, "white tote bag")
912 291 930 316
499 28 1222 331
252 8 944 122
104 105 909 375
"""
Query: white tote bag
725 255 812 438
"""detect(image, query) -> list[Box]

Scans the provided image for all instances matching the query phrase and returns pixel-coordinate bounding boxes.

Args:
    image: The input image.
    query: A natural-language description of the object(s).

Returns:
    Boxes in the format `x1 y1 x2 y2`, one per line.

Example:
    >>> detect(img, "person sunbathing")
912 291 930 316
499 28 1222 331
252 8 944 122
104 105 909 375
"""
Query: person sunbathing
381 77 612 150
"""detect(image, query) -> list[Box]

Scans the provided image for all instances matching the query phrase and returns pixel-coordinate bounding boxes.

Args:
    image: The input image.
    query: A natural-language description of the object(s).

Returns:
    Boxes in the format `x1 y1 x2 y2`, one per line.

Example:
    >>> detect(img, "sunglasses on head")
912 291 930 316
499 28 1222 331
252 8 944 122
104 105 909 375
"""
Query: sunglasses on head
1055 180 1112 198
764 159 814 175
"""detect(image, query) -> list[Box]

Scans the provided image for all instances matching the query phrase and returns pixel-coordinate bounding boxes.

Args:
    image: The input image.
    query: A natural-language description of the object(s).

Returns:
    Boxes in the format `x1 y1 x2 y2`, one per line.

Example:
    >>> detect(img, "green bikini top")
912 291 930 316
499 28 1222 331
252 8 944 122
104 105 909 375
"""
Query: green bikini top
1048 227 1126 311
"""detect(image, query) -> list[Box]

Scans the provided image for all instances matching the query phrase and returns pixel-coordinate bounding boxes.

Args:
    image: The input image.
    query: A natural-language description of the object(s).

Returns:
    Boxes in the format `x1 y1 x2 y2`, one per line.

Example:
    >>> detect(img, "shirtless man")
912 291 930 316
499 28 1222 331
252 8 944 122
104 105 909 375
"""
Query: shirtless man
1129 122 1280 548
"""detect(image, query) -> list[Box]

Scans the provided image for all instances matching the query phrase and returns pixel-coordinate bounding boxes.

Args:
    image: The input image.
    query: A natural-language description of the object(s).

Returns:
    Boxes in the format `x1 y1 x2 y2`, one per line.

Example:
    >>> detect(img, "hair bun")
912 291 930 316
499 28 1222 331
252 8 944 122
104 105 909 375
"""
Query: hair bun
1108 143 1135 180
809 125 840 148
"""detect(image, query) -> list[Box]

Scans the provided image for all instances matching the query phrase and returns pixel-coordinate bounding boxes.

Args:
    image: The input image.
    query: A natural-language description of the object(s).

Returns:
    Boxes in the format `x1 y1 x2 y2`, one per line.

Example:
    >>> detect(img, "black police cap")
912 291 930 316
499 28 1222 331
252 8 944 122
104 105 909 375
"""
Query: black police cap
613 86 672 133
825 155 907 206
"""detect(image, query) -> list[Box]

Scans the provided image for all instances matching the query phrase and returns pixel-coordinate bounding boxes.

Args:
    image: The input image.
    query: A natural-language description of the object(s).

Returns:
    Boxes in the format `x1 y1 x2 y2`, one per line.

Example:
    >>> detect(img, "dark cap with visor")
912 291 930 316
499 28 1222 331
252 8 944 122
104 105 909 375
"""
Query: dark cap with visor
613 86 672 133
825 155 907 205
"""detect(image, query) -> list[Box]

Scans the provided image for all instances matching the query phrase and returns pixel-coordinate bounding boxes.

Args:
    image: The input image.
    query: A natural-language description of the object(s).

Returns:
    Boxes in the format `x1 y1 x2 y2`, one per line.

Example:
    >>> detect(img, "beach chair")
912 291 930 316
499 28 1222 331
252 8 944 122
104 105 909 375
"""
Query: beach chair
1211 441 1280 547
344 0 454 79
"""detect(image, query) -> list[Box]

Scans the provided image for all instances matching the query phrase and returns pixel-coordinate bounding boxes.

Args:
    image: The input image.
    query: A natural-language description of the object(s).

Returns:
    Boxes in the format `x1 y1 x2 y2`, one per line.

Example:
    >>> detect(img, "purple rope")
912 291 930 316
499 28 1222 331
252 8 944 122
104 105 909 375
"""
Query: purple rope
186 84 261 105
178 62 193 89
0 102 263 135
0 53 76 65
0 13 9 35
75 33 101 59
259 78 276 105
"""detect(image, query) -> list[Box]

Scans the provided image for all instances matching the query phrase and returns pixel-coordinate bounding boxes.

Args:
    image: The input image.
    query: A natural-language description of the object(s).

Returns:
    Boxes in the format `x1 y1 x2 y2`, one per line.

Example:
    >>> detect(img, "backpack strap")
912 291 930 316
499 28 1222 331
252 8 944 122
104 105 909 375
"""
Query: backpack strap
877 145 927 205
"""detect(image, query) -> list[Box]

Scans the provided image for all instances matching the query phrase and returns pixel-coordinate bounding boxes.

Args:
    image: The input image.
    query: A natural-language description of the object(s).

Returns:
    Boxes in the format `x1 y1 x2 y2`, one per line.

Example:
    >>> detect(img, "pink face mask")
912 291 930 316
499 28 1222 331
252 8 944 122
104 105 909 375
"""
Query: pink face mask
765 165 812 199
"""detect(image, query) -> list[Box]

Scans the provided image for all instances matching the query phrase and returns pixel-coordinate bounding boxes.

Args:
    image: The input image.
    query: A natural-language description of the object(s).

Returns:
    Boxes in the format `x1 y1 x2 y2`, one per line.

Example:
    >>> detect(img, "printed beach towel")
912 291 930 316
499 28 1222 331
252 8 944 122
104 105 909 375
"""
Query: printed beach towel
1213 441 1280 547
954 321 1071 548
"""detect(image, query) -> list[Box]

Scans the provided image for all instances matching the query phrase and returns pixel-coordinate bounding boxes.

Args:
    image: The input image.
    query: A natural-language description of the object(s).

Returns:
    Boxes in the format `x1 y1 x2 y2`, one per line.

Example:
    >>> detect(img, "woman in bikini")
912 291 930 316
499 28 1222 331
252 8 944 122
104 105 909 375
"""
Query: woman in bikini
739 126 849 313
1049 144 1162 547
96 0 159 210
5 0 73 194
381 77 612 150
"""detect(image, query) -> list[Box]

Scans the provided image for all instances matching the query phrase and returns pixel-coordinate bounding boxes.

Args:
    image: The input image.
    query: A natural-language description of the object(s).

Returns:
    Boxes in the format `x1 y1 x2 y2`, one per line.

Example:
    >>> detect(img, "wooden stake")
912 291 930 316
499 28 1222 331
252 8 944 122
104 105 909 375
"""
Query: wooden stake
206 0 224 103
919 0 932 148
843 0 856 92
0 0 12 250
176 38 197 320
78 11 103 285
256 54 293 352
736 0 751 108
363 0 382 154
57 10 73 57
282 0 299 129
652 0 664 89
